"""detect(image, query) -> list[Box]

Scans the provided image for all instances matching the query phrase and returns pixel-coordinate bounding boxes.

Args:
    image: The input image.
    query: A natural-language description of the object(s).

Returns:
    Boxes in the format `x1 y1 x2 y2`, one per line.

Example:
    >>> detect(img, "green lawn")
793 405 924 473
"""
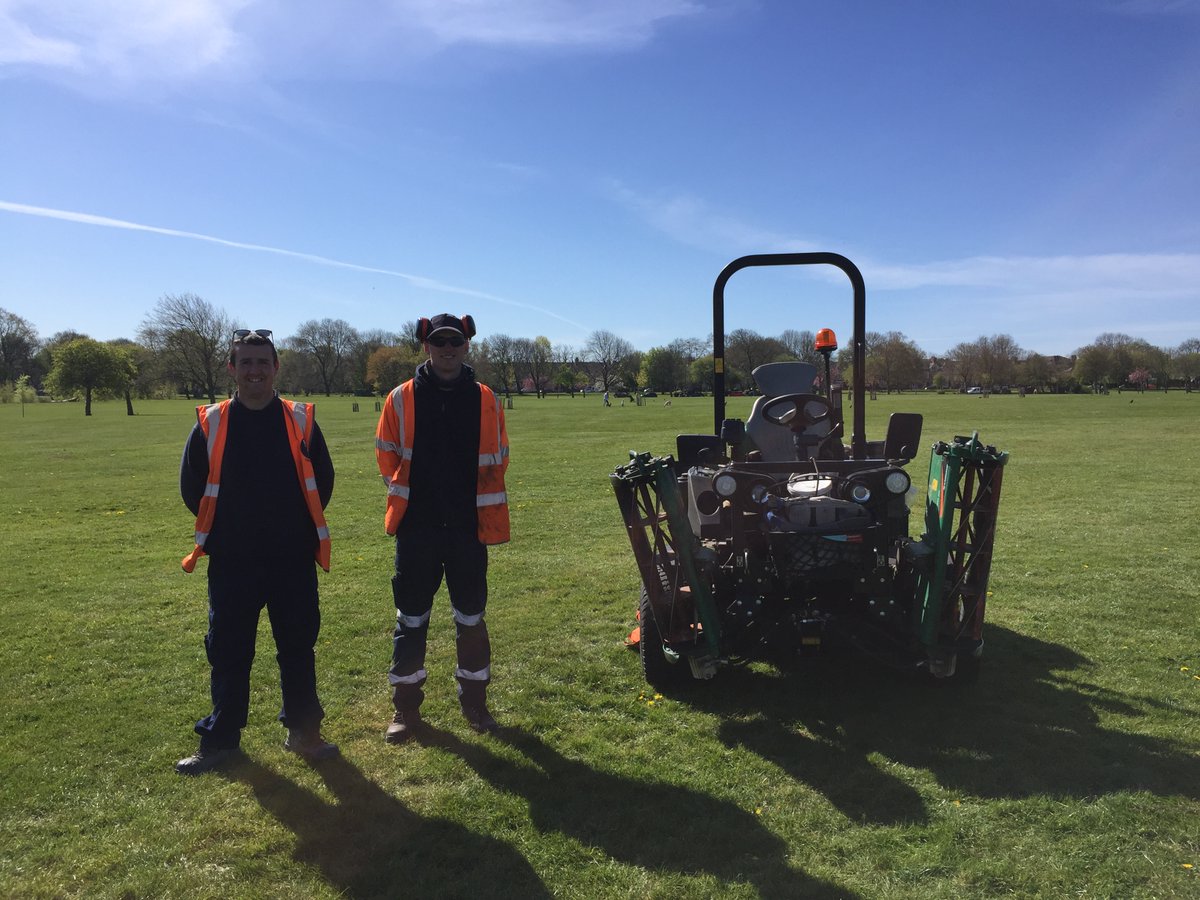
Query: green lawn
1 390 1198 898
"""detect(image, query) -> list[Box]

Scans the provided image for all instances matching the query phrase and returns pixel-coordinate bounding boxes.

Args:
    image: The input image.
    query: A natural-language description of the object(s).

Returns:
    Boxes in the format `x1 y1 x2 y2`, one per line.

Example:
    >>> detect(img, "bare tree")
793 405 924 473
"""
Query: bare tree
866 331 927 392
478 334 519 395
138 293 233 403
289 318 360 396
779 329 821 366
584 329 634 391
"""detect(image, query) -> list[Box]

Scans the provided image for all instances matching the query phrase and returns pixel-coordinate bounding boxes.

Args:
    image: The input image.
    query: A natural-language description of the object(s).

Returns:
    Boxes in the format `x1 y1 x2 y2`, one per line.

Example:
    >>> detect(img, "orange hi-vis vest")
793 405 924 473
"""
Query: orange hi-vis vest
181 397 332 573
375 379 510 544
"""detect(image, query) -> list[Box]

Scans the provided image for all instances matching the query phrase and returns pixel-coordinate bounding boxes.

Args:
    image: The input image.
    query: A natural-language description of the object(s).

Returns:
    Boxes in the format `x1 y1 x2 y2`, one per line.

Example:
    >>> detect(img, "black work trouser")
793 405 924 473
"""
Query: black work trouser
389 524 490 711
194 554 324 750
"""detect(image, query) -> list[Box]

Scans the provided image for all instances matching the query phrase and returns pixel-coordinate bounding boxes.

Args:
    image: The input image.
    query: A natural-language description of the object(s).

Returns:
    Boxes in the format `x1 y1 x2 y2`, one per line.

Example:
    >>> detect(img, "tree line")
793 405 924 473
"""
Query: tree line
3 294 1199 415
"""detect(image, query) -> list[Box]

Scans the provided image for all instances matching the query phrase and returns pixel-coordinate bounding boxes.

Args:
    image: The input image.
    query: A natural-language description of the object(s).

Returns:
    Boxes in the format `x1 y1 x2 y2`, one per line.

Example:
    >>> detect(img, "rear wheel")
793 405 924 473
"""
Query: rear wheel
639 586 688 689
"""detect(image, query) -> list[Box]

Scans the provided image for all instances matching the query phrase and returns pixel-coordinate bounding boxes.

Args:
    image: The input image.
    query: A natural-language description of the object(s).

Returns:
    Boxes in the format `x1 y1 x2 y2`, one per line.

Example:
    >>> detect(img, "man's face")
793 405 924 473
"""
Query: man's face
229 342 278 403
425 331 469 380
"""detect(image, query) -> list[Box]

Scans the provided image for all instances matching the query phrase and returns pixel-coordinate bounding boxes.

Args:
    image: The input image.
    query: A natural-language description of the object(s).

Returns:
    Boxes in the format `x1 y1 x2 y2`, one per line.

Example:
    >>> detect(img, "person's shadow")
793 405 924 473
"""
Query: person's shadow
426 726 858 899
224 754 550 900
686 625 1200 824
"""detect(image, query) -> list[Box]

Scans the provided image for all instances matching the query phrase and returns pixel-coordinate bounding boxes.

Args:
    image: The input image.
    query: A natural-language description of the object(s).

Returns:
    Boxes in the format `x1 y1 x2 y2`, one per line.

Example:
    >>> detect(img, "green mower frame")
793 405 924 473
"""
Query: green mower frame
612 253 1009 686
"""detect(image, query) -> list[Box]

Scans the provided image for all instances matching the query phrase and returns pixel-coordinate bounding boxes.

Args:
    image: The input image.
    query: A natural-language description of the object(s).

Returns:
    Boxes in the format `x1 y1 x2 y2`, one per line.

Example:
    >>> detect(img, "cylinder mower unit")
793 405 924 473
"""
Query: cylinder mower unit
612 252 1011 687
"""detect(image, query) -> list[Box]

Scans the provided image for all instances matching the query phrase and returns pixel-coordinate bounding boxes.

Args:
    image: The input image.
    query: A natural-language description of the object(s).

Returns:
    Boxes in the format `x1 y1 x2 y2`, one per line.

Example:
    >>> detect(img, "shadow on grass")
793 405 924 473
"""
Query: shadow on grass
426 726 857 899
679 625 1200 819
223 755 551 900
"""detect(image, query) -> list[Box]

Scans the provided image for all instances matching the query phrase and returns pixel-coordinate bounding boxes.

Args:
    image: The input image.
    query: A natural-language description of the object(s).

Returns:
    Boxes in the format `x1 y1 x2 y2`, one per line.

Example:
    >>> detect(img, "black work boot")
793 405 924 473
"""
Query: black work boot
175 746 240 776
460 700 499 734
385 708 424 744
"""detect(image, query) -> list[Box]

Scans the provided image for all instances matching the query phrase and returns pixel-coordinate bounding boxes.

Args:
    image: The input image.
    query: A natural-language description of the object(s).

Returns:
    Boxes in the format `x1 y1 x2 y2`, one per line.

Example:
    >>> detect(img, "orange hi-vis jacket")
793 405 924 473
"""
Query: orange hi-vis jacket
182 397 332 573
375 379 510 544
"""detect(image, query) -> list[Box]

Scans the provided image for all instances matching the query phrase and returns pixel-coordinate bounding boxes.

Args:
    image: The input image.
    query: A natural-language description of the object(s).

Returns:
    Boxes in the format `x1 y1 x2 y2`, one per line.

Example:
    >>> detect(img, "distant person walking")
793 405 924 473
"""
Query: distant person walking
603 391 610 407
375 314 510 743
176 328 337 775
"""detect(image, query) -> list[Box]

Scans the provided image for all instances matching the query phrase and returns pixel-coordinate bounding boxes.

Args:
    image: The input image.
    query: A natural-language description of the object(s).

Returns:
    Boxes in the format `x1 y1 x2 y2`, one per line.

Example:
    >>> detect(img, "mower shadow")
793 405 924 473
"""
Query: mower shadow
676 625 1200 821
425 725 858 900
222 755 550 900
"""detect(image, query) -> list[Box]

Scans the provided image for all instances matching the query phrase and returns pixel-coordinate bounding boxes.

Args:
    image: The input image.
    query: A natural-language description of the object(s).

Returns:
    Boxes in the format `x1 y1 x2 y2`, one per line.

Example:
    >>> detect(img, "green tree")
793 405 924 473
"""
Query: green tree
639 345 689 393
0 308 40 386
45 338 131 415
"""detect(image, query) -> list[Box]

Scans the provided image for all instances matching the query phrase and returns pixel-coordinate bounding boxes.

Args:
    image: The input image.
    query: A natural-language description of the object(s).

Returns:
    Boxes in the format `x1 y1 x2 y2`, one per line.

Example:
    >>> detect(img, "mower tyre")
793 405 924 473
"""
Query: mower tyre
639 586 688 690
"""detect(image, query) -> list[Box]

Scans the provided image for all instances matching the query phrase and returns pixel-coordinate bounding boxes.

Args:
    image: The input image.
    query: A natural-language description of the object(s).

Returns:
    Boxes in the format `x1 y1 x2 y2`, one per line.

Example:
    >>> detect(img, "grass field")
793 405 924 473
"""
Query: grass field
1 390 1198 898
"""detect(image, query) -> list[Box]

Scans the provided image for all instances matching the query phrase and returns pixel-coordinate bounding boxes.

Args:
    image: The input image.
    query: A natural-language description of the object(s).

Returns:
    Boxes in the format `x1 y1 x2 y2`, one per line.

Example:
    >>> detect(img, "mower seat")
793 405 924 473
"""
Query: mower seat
745 362 831 462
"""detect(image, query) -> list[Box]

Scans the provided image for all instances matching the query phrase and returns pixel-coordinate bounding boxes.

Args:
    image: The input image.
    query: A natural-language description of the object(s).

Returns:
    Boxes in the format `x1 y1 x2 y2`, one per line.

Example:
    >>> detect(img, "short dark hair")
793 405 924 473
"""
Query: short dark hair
229 330 278 366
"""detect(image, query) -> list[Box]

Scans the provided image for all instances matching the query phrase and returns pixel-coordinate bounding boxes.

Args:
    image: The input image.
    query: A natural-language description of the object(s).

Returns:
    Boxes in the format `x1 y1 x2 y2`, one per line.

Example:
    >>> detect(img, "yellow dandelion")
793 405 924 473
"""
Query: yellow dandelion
653 693 663 700
755 807 763 816
647 700 655 707
953 799 961 806
1182 863 1194 870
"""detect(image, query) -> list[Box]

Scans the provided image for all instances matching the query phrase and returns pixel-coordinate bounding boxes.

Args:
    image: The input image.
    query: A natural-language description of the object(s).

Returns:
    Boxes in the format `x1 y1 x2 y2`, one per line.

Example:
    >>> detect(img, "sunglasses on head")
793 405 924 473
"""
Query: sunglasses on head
427 334 465 348
233 329 273 340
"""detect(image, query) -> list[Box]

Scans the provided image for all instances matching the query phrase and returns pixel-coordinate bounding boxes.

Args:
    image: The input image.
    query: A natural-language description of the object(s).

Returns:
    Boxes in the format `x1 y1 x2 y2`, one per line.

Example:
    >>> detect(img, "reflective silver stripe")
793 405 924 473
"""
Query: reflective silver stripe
203 404 222 455
376 438 402 453
478 451 507 466
305 477 317 491
391 387 406 453
316 526 330 540
388 484 411 499
455 665 491 682
452 606 484 627
290 402 308 435
477 492 506 507
388 668 427 686
203 483 220 498
397 610 431 628
194 530 209 543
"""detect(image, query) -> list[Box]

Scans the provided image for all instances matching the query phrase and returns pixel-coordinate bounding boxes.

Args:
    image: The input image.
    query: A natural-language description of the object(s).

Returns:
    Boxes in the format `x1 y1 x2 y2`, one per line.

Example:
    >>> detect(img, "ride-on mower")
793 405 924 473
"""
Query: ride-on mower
611 253 1009 687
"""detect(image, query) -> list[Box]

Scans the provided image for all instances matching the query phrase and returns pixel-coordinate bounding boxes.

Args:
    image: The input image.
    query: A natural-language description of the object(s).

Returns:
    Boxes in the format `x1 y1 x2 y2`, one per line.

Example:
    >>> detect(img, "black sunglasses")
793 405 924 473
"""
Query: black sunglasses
427 334 465 348
233 329 273 340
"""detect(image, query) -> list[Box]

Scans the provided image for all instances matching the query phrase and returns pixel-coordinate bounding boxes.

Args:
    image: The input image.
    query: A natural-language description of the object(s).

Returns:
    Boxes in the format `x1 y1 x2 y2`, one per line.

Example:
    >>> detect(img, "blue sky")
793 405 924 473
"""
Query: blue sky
2 0 1199 357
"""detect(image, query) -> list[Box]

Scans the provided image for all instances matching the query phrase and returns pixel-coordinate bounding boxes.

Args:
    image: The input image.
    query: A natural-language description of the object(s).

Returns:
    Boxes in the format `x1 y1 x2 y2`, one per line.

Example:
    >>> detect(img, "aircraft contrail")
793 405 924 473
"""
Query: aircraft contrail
0 200 590 331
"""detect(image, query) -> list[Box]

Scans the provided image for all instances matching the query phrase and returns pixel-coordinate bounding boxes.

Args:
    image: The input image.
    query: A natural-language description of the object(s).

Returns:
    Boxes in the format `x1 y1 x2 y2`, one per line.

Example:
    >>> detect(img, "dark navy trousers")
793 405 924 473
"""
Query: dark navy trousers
389 525 490 711
195 554 324 750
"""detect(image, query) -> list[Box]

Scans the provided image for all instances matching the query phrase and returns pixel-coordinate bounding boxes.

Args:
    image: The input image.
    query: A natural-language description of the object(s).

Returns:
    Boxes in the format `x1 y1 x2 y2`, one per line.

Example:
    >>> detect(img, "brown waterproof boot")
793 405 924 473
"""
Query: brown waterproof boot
284 728 339 761
385 709 423 744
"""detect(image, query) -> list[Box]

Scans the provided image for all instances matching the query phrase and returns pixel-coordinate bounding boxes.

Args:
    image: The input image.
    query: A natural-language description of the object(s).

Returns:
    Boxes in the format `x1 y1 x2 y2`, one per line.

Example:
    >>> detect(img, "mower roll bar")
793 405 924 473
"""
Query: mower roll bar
712 252 867 460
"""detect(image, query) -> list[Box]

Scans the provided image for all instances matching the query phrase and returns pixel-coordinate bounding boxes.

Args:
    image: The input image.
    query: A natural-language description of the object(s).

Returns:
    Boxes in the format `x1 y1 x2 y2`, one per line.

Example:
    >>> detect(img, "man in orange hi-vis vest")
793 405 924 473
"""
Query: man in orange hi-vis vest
376 313 510 743
175 329 337 775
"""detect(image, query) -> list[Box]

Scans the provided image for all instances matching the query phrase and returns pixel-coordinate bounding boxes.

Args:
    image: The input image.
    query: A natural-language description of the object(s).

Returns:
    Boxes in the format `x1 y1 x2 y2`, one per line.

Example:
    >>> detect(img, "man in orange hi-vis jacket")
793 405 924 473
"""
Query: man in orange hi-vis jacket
375 313 510 743
176 329 336 775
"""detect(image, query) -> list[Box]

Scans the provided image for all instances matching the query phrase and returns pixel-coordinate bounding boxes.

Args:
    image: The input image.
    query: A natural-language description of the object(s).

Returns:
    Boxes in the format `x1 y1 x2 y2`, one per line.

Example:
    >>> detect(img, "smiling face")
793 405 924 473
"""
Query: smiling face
424 330 469 380
229 340 279 409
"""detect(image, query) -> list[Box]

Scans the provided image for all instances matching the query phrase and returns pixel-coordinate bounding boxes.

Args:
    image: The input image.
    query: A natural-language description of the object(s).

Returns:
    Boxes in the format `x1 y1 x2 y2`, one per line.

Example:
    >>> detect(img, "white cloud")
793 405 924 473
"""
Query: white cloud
608 181 819 256
0 0 250 85
396 0 702 47
0 0 705 92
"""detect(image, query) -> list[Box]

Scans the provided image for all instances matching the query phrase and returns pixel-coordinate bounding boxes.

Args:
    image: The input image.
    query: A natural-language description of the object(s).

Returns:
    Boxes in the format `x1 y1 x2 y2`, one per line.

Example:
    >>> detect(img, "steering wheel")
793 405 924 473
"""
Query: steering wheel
761 393 833 429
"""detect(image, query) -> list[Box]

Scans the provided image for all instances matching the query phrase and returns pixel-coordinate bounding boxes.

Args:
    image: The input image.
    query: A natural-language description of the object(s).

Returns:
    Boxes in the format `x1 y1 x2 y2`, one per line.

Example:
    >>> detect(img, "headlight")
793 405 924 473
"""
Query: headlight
713 472 738 498
885 470 910 494
849 483 871 503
